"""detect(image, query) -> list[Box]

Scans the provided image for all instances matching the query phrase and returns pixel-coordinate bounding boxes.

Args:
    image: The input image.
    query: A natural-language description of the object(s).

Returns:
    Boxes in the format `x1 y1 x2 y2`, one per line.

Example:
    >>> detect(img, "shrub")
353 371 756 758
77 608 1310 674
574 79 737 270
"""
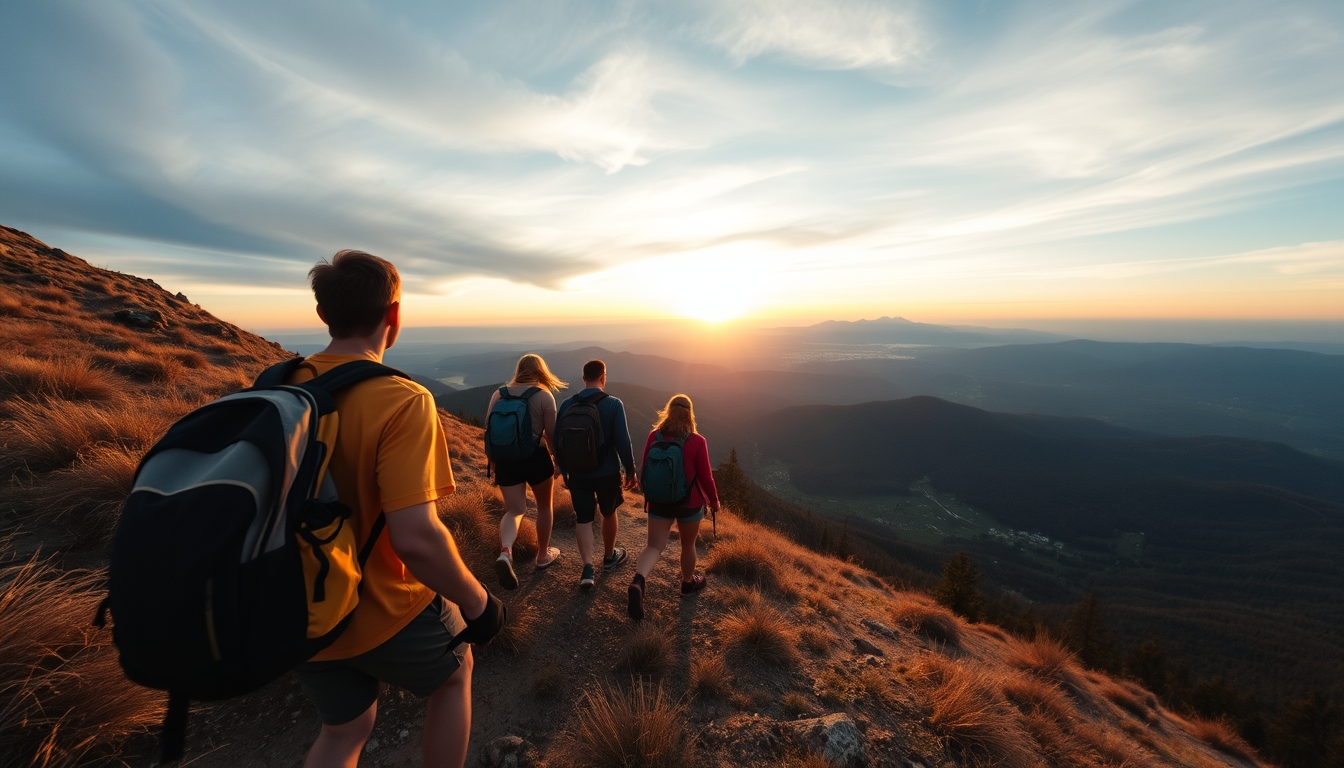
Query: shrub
891 598 961 647
717 604 798 668
705 536 782 593
490 597 538 656
1098 678 1156 722
616 622 673 680
690 654 732 700
0 555 162 766
512 517 539 563
561 682 693 768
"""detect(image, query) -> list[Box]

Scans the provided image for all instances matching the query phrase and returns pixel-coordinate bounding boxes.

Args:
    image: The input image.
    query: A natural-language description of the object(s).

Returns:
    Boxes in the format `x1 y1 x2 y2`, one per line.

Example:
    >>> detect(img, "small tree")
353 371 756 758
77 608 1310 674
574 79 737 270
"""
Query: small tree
713 448 755 522
1064 592 1117 671
935 552 982 622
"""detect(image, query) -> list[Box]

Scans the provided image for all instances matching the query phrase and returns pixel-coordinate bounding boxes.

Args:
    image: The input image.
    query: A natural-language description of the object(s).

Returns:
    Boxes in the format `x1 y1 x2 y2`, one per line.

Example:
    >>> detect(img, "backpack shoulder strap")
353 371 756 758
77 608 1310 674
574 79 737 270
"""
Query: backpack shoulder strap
252 357 306 389
302 360 406 396
497 385 515 400
581 391 608 405
520 386 542 400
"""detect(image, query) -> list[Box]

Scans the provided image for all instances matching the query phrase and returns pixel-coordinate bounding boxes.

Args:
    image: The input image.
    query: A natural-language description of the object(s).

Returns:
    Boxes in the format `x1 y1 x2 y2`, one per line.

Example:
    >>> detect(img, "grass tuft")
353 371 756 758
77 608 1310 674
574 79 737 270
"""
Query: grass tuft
615 622 673 680
689 654 733 700
891 597 961 647
910 658 1035 768
0 554 163 766
0 356 123 403
705 536 783 593
560 681 693 768
717 604 798 668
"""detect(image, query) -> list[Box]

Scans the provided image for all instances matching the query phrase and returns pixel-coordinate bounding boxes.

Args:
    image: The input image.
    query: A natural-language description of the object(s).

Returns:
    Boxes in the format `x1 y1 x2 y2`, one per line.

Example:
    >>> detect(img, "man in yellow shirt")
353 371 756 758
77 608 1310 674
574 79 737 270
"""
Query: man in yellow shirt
289 250 503 768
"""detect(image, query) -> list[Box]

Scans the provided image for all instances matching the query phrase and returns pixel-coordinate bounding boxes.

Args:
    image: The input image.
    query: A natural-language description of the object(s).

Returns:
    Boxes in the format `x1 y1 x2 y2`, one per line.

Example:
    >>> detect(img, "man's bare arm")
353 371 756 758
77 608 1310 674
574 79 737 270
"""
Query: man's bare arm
385 501 488 619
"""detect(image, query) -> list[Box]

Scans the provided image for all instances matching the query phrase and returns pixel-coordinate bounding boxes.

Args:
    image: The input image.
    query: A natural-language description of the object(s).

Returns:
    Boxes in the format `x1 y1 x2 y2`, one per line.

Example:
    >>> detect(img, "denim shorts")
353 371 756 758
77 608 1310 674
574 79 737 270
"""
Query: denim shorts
647 505 705 523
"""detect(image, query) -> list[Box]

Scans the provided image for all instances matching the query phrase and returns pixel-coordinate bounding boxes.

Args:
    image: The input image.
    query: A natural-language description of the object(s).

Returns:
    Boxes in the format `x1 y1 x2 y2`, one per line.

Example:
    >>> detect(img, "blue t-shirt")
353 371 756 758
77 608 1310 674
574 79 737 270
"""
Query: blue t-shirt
556 387 636 479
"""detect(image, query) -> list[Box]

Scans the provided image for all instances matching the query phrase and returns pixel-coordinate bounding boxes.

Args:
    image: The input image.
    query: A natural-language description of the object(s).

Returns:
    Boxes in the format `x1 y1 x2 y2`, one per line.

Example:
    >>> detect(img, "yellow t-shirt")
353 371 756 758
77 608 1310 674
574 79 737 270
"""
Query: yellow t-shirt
287 352 455 660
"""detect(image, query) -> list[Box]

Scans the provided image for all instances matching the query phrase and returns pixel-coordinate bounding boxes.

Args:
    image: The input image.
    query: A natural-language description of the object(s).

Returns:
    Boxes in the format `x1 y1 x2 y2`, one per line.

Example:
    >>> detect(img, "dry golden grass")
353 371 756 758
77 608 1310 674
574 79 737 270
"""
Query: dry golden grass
1097 678 1157 722
891 596 962 647
779 751 834 768
689 654 733 700
437 486 502 573
0 356 123 403
559 681 693 768
1187 717 1260 763
10 445 139 547
717 604 798 668
705 535 783 592
489 596 539 656
798 627 833 657
713 583 764 610
512 517 539 562
0 554 163 767
90 350 184 385
1005 635 1085 689
1 396 182 473
616 622 673 680
909 657 1036 768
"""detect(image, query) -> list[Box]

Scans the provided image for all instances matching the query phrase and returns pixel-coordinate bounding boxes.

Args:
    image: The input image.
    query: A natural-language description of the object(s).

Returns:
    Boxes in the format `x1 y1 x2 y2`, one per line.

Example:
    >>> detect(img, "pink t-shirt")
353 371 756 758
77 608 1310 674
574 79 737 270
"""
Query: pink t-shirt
640 431 720 510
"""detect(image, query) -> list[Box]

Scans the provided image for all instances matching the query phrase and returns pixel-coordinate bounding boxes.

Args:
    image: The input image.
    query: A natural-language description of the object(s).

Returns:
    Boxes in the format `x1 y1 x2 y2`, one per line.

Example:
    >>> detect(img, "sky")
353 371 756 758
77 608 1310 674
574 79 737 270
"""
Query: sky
1 0 1342 331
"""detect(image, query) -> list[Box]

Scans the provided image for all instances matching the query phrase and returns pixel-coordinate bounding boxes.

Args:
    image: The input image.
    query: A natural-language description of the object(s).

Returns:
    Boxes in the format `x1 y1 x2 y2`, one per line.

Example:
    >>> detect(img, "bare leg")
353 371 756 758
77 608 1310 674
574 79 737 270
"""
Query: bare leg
576 518 595 565
676 518 702 581
635 517 674 578
498 483 527 551
304 700 376 768
423 648 473 768
601 510 619 559
533 476 556 564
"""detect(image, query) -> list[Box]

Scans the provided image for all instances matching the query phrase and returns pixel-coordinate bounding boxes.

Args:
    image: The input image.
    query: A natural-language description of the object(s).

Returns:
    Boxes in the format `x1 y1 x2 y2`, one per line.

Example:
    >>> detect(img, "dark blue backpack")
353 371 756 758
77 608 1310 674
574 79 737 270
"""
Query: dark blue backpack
641 431 694 505
486 386 541 463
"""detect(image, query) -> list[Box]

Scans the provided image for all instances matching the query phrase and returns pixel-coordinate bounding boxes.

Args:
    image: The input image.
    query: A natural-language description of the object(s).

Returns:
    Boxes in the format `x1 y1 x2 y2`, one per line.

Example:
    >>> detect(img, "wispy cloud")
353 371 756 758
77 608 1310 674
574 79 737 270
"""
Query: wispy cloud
0 0 1341 322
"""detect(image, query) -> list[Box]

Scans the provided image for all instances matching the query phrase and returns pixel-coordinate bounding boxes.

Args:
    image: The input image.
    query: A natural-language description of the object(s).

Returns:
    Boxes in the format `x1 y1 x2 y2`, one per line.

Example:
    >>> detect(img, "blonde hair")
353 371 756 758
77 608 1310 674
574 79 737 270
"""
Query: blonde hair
510 353 567 392
654 394 697 437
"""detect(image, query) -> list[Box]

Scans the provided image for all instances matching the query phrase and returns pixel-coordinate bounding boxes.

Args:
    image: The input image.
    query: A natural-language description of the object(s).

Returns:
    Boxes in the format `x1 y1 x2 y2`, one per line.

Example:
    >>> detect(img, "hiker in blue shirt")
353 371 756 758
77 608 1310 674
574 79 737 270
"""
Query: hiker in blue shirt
554 359 637 590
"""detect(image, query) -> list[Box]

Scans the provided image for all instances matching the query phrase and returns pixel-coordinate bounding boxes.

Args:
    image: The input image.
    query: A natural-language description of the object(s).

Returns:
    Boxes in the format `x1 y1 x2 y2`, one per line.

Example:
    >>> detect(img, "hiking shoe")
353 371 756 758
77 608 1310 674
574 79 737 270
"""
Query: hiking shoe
579 563 595 591
627 577 645 622
535 547 560 569
603 547 628 571
494 551 519 590
681 572 707 596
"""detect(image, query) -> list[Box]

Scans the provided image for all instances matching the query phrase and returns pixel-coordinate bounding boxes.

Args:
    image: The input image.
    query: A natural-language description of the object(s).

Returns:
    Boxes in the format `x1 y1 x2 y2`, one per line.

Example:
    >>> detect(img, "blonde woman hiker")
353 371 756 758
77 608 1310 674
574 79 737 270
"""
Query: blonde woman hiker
485 354 565 589
628 394 720 621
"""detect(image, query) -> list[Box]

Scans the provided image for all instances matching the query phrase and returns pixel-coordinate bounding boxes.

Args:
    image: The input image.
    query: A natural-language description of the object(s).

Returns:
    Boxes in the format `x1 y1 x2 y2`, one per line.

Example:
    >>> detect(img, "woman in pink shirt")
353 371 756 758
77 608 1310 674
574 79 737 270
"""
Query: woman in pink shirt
628 394 720 621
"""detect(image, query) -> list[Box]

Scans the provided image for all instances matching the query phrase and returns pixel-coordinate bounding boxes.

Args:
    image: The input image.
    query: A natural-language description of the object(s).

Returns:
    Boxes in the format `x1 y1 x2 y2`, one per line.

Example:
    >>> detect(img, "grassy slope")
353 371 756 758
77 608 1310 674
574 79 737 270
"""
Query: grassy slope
0 227 1257 767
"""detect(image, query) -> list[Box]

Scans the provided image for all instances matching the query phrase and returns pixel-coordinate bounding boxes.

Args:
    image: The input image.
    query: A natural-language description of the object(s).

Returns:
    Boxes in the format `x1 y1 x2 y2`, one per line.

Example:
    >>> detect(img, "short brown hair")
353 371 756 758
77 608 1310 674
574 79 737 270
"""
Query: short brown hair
582 359 606 382
309 250 401 338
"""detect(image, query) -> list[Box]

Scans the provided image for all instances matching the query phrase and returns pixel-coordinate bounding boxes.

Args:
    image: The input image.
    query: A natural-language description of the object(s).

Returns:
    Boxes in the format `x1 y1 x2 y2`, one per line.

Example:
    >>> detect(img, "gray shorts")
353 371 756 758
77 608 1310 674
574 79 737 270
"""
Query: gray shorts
293 596 468 725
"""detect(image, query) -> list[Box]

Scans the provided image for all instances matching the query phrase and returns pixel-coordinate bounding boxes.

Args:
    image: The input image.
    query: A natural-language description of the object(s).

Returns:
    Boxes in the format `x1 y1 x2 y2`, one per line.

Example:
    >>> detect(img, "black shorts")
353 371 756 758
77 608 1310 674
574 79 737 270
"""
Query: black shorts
293 597 468 726
494 445 554 488
568 473 624 524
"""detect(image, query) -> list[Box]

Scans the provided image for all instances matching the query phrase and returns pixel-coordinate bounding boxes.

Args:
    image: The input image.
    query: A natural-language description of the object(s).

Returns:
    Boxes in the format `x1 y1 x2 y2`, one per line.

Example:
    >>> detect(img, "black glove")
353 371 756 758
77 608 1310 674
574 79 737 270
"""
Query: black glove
455 588 506 647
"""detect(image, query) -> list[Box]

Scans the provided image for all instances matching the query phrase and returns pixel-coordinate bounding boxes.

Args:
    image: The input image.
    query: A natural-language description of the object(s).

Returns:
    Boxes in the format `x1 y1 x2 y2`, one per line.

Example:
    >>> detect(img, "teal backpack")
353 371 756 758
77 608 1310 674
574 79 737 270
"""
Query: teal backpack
641 432 694 505
486 386 541 463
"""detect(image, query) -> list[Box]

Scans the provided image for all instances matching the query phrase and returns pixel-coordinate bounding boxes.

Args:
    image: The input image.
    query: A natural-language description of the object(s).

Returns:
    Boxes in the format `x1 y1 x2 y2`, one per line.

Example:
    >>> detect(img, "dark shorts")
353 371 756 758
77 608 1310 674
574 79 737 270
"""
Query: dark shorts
293 597 468 726
494 445 554 488
647 504 706 523
568 473 624 524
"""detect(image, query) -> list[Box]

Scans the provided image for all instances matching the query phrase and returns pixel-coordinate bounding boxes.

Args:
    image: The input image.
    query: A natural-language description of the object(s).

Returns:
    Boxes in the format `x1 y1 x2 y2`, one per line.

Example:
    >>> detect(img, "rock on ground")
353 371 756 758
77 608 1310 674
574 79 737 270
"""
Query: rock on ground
786 713 867 768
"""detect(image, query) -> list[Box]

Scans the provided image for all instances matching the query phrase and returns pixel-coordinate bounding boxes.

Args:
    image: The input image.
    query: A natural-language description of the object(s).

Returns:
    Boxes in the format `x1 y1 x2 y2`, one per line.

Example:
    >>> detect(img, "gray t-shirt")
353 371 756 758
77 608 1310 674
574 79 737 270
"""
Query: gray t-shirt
485 384 557 444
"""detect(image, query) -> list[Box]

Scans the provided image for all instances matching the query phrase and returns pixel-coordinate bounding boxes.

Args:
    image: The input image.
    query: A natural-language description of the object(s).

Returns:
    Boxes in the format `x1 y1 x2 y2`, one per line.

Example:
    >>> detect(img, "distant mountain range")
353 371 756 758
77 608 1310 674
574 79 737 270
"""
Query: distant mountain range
794 339 1344 460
